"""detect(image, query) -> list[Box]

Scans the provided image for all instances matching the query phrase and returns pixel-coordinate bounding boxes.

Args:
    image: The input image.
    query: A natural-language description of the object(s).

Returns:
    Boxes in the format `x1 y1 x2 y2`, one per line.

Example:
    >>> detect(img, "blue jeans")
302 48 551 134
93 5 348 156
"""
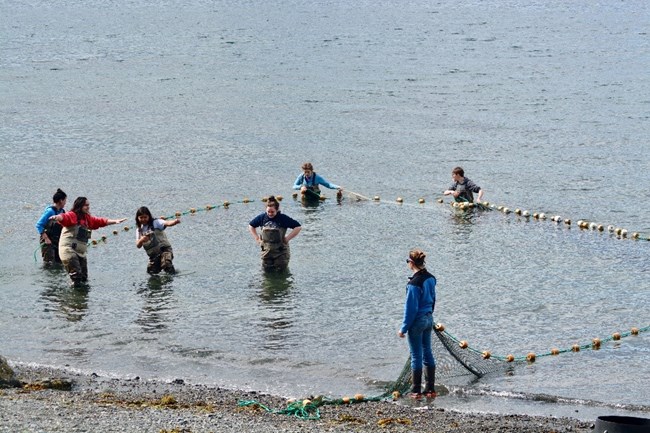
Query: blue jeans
407 313 435 371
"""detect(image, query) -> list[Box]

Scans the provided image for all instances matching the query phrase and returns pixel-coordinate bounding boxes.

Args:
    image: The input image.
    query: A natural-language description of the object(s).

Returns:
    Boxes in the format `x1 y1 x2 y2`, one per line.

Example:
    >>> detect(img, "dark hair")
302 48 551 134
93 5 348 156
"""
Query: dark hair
452 166 465 177
266 195 280 210
408 249 427 268
135 206 154 228
72 197 88 221
301 162 314 171
53 188 67 203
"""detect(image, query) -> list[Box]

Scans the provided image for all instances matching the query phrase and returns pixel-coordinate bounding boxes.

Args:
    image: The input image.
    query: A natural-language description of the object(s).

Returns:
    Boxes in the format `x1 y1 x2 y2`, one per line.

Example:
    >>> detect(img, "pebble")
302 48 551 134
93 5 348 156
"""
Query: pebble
0 364 594 433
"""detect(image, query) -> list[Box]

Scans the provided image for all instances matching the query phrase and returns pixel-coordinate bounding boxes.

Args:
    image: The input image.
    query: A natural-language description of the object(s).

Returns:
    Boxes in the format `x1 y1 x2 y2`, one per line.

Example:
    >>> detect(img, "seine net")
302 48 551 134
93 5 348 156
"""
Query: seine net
385 328 508 395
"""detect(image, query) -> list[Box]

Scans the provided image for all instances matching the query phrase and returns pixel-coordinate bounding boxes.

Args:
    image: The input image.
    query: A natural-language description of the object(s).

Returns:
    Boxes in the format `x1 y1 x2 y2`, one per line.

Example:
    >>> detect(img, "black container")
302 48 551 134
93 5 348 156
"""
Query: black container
595 416 650 433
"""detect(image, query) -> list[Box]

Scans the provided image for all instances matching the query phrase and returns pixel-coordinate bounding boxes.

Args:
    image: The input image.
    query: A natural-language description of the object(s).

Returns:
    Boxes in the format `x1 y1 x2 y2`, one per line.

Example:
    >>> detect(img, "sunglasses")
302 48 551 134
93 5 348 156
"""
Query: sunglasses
406 258 413 264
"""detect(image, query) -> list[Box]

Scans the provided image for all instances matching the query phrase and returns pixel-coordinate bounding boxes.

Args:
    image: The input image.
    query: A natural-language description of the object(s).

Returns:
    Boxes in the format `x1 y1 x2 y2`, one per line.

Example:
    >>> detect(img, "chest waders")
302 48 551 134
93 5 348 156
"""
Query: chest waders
453 182 473 203
59 223 92 284
260 226 290 270
304 173 321 194
41 208 64 265
142 229 175 274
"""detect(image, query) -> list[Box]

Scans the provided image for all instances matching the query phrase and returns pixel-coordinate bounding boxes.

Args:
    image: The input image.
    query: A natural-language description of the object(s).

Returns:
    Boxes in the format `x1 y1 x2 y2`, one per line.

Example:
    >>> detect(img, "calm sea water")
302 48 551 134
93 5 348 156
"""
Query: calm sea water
1 0 649 421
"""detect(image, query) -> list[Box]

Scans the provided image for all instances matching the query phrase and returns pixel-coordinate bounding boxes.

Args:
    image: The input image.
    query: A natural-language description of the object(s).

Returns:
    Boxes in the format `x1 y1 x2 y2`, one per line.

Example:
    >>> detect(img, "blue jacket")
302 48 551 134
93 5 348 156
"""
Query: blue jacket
400 270 436 334
293 172 339 190
35 205 65 234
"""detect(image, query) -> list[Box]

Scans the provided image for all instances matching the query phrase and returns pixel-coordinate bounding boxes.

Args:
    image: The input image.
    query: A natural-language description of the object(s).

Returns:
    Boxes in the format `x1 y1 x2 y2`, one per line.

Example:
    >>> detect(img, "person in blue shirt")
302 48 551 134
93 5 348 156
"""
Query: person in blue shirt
398 248 437 399
293 162 342 198
248 196 301 271
35 188 67 267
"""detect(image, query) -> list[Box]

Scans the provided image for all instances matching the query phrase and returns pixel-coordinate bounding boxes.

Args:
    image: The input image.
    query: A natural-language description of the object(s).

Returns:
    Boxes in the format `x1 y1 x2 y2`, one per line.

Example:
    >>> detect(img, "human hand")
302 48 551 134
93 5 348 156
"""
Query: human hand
398 331 405 338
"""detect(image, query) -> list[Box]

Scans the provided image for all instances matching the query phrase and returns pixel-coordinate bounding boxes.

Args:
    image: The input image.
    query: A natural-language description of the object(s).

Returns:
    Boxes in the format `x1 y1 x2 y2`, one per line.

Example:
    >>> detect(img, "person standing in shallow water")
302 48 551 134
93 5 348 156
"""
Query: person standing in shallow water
135 206 180 275
35 188 67 267
293 162 342 198
49 197 127 286
443 166 484 203
398 248 437 399
248 196 301 271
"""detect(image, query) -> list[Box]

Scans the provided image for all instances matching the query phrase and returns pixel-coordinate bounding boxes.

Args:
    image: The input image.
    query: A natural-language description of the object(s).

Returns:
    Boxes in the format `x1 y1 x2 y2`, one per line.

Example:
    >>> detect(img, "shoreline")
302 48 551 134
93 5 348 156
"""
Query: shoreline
1 362 594 433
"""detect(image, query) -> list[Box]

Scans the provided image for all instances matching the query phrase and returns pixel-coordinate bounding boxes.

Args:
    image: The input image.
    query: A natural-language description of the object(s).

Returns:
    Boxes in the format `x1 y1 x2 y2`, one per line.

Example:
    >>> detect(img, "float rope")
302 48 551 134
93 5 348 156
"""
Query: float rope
437 323 650 363
33 192 648 262
237 322 648 421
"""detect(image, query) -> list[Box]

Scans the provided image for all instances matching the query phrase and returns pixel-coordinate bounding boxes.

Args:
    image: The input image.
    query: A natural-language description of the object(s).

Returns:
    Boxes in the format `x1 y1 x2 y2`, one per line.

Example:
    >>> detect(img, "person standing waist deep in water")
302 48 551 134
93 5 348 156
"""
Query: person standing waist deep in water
135 206 181 275
50 197 127 286
35 188 67 267
293 162 342 197
398 248 437 399
248 196 301 271
443 166 484 203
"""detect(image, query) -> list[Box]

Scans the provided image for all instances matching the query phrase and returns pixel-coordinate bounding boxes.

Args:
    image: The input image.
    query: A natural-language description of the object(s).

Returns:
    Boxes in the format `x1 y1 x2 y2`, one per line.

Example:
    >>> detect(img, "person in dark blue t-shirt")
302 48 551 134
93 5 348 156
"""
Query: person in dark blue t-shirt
248 196 302 271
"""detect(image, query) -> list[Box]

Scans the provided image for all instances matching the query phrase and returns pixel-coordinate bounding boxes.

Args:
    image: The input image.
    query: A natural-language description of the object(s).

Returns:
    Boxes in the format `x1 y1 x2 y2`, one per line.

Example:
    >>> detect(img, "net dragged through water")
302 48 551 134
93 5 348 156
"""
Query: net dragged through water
385 327 508 396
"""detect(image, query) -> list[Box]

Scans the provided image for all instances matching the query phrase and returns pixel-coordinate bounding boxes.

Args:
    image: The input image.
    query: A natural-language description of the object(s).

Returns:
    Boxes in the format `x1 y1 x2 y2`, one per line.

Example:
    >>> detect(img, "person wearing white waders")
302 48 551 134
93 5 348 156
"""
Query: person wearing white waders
293 162 342 198
49 197 127 286
248 196 302 271
135 206 180 275
398 249 437 399
443 166 484 203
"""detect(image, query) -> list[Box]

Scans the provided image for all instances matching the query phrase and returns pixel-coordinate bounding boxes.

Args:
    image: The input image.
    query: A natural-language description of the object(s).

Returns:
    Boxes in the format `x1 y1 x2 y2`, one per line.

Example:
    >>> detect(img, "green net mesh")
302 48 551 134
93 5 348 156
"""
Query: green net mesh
384 328 508 395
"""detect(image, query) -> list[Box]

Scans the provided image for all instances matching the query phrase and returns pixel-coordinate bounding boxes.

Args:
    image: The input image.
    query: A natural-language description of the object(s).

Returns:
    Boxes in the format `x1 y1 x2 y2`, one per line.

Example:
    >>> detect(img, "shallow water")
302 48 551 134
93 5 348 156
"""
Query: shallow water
1 0 649 421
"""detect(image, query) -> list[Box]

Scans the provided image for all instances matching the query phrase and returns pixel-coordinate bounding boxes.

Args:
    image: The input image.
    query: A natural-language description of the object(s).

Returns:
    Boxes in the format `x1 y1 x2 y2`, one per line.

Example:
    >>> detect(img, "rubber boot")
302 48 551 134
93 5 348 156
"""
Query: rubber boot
423 365 436 398
409 369 422 398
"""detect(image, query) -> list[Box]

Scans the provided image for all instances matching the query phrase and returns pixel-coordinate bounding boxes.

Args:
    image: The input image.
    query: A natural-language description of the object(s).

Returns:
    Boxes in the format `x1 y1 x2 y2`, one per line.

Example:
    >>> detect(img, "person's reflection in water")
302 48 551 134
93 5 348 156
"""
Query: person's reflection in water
39 269 90 322
253 269 295 350
299 193 322 210
135 275 176 333
448 205 486 238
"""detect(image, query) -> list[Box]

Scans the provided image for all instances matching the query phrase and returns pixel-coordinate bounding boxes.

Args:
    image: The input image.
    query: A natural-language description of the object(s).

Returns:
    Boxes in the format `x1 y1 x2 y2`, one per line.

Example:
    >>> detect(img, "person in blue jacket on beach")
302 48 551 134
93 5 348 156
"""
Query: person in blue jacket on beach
293 162 342 198
398 248 437 399
35 188 67 267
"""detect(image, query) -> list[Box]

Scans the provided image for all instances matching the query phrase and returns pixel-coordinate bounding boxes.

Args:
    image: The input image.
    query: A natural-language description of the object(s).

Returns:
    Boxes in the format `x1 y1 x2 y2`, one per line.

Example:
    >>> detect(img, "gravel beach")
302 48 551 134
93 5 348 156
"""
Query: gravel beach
0 363 593 433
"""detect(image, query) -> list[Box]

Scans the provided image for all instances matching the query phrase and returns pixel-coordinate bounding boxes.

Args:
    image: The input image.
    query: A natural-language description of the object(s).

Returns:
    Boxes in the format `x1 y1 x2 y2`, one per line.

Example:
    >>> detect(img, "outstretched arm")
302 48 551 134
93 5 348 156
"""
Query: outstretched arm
163 218 181 227
443 189 459 198
315 174 340 190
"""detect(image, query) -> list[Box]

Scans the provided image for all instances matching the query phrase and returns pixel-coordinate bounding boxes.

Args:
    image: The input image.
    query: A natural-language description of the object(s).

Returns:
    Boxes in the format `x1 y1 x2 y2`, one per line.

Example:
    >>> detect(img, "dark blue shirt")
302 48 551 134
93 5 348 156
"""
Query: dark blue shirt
249 212 301 229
